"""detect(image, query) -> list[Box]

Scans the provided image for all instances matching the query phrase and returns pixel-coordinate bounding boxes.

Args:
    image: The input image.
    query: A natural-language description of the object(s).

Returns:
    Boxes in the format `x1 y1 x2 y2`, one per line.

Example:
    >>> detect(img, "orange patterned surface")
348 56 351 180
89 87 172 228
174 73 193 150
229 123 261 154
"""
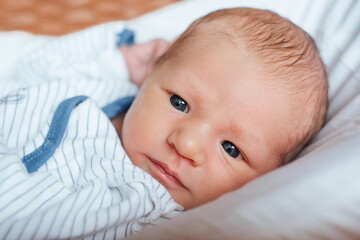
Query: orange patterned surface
0 0 181 35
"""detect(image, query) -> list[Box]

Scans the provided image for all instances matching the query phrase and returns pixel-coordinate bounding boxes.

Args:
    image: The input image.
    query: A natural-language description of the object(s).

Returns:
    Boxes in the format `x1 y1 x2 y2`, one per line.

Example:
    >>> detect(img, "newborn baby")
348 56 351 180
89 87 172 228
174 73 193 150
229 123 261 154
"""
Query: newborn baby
116 7 328 208
0 7 327 239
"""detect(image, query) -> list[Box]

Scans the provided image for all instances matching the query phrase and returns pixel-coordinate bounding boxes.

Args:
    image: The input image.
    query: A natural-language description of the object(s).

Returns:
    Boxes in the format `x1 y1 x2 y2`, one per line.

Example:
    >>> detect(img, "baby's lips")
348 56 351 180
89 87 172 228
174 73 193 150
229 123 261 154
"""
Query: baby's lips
149 157 187 189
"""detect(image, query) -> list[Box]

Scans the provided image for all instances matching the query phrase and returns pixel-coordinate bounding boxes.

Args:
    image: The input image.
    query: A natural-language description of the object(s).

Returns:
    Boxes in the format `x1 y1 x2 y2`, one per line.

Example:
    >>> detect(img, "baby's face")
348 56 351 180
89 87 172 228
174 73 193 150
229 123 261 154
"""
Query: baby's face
121 42 290 209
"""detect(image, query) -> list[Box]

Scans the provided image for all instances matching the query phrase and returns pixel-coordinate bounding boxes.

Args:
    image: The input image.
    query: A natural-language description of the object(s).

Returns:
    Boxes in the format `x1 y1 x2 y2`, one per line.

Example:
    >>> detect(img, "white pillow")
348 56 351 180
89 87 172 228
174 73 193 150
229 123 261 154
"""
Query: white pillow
128 0 360 239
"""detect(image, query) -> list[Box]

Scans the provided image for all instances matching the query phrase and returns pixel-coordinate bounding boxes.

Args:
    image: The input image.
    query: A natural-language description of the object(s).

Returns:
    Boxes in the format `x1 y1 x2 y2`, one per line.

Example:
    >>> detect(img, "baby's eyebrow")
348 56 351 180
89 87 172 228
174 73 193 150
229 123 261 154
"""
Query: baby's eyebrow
180 78 204 101
228 119 247 140
168 68 208 100
227 122 266 158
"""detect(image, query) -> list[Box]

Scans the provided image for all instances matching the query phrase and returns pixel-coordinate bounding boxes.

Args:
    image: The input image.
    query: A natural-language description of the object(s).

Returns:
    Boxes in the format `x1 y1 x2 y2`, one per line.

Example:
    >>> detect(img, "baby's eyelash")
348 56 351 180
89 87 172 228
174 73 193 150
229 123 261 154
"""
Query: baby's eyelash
169 94 189 113
222 141 243 159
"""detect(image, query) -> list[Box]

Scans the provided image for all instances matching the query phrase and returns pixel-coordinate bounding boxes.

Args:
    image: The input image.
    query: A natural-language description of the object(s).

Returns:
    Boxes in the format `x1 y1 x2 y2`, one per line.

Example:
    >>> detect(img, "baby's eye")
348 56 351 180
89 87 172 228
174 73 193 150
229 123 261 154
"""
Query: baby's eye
222 141 243 159
170 94 189 113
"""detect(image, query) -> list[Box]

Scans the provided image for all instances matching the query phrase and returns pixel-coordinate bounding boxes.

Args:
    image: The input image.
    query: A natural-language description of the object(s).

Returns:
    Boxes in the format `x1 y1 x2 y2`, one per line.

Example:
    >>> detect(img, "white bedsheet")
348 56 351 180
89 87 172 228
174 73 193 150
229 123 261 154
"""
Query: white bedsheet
1 0 359 239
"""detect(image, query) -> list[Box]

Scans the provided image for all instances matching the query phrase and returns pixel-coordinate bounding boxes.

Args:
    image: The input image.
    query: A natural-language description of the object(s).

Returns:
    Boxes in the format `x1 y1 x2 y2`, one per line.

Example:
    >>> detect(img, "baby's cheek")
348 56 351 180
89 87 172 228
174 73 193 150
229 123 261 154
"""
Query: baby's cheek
207 163 251 195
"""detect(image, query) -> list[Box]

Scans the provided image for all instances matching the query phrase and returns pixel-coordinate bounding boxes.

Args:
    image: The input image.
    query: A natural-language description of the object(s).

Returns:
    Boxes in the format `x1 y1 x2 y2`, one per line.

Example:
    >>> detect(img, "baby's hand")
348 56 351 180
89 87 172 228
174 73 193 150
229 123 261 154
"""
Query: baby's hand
120 39 171 87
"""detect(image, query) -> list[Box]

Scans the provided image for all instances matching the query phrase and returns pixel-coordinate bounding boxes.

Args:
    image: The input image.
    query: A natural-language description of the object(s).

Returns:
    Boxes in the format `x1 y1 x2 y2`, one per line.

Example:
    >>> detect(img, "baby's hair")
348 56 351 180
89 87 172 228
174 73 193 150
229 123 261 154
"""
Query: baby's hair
156 8 328 164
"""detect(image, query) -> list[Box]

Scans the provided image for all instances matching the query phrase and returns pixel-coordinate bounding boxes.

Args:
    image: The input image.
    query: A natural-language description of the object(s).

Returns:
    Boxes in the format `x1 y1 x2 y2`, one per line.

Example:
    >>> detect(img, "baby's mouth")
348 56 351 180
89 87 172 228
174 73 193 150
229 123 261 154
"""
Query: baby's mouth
149 158 187 189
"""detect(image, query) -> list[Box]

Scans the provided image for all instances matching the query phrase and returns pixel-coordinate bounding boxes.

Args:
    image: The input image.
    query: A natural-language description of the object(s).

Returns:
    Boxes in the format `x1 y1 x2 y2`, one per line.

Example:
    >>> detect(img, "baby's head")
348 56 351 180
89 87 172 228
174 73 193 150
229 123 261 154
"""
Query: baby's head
121 8 328 209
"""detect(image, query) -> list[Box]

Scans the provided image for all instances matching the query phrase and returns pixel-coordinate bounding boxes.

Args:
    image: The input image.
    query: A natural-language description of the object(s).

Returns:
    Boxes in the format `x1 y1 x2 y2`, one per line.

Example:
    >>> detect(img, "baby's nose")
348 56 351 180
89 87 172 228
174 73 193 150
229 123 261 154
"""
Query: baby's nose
167 121 211 166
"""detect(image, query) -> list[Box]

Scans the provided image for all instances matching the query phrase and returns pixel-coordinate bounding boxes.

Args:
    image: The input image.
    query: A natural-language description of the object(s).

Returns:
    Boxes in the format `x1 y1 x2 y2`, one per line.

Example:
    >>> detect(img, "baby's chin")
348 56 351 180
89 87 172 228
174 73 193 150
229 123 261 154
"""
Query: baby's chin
169 189 221 210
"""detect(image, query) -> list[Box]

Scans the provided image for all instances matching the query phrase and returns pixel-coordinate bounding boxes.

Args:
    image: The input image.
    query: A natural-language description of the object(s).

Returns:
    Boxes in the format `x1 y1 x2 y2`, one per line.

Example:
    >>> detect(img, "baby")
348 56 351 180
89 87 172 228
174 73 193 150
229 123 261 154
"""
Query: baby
117 7 328 209
0 7 327 239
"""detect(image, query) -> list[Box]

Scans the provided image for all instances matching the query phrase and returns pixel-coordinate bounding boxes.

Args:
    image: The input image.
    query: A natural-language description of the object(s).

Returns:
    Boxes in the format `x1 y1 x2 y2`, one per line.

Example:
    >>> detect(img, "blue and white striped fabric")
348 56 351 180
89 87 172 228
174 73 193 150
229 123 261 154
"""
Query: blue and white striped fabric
0 22 182 239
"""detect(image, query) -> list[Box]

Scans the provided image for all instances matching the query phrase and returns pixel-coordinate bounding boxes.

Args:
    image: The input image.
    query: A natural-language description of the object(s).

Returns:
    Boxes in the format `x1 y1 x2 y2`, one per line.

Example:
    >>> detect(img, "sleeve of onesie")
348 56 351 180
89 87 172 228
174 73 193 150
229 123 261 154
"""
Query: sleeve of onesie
1 22 138 105
0 132 182 239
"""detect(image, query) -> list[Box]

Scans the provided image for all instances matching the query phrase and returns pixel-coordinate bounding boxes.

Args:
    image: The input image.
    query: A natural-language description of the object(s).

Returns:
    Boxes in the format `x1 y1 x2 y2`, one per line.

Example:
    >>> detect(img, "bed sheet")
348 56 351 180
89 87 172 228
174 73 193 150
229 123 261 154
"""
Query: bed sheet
1 0 360 239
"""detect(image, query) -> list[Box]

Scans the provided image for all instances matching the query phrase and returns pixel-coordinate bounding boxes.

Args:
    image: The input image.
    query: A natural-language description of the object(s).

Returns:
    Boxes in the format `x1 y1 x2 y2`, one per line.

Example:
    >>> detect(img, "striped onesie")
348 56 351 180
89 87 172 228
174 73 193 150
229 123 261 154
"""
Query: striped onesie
0 22 182 239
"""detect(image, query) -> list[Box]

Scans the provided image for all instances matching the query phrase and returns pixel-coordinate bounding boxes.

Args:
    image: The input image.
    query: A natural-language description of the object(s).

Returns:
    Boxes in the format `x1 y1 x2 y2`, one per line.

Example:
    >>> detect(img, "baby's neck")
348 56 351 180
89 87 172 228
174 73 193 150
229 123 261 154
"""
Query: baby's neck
110 112 126 141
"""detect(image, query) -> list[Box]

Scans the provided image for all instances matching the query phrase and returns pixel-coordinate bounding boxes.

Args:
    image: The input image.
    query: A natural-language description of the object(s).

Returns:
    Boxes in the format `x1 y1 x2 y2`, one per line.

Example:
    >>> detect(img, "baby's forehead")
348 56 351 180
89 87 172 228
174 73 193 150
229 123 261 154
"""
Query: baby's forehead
155 8 326 167
155 51 297 170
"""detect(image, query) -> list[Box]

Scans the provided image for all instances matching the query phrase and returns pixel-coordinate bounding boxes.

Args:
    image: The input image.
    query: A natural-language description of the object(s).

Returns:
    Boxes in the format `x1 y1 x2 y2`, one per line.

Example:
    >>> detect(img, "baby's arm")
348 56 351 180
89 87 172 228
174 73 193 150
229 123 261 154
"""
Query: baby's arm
8 23 133 88
119 39 171 87
0 140 177 238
